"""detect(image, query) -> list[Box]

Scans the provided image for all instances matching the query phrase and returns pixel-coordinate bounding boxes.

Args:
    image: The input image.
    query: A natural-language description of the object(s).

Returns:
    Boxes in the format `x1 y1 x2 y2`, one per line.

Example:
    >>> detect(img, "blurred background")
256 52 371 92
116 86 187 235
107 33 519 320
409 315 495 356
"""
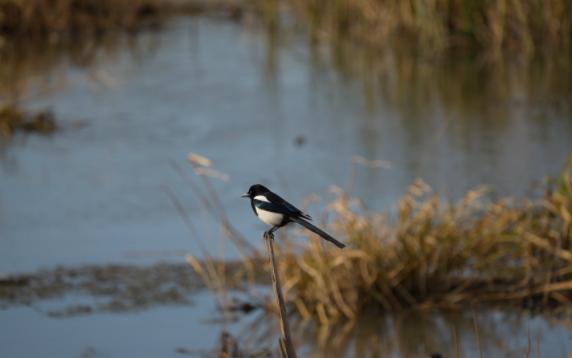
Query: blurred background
1 0 572 357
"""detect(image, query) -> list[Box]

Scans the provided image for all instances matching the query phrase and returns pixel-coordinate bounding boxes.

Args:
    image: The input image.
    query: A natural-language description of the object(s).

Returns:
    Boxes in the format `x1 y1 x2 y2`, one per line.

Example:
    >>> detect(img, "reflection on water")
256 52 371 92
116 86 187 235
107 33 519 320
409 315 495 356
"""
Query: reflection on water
226 305 572 357
293 309 571 357
302 38 572 202
0 31 163 103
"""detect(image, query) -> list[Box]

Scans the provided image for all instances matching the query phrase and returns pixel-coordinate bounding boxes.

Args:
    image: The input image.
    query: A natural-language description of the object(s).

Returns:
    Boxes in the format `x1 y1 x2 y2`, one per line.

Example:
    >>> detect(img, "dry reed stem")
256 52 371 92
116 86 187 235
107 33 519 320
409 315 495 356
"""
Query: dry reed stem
264 231 297 358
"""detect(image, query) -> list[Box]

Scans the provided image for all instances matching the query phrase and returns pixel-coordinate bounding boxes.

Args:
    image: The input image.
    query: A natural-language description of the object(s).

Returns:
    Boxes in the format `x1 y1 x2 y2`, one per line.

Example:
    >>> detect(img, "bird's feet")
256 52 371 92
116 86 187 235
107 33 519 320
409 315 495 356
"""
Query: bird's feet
264 228 277 240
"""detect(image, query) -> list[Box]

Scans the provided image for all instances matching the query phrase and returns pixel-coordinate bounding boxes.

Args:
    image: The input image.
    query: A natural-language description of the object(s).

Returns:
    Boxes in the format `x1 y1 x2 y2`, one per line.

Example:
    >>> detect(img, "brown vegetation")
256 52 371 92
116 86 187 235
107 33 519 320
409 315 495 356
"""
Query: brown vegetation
2 0 570 55
0 104 56 136
191 157 572 324
279 160 572 322
285 0 572 55
0 0 247 40
0 0 165 36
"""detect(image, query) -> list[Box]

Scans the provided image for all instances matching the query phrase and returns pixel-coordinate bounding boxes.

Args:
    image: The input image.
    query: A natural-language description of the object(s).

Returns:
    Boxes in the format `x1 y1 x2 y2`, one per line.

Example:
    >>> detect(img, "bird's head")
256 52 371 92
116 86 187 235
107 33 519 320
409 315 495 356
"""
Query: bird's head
241 184 269 198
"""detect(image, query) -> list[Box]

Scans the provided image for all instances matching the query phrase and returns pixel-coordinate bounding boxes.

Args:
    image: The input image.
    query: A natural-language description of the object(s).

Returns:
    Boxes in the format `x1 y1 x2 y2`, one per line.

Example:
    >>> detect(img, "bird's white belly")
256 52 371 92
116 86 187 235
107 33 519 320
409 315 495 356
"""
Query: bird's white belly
255 207 284 226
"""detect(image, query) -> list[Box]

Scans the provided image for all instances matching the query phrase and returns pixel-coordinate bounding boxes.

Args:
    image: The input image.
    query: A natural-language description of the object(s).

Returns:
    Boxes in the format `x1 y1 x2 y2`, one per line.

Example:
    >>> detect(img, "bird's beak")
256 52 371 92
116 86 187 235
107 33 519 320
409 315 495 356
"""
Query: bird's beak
241 193 250 198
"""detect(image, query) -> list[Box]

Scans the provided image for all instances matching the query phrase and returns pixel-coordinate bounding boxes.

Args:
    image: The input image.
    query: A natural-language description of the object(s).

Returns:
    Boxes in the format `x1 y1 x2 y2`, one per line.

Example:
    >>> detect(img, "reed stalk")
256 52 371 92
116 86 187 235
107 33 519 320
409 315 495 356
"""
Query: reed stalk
264 231 297 358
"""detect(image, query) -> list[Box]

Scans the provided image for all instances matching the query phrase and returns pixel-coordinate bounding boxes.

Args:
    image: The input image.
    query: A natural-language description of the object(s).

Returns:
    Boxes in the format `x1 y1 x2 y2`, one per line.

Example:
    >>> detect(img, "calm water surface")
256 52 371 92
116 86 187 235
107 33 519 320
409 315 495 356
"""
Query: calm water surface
1 15 572 357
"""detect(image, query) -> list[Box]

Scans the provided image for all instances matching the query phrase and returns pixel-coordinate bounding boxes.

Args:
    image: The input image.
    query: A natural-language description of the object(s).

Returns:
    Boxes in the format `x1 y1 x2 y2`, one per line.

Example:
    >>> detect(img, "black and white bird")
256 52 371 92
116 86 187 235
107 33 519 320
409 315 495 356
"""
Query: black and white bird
241 184 345 249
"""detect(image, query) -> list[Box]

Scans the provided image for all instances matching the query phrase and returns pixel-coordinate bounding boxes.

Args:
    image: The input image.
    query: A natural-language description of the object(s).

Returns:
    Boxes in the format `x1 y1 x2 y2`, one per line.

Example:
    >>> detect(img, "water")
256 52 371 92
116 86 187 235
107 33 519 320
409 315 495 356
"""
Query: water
1 260 571 357
0 292 233 358
1 287 571 357
1 15 572 357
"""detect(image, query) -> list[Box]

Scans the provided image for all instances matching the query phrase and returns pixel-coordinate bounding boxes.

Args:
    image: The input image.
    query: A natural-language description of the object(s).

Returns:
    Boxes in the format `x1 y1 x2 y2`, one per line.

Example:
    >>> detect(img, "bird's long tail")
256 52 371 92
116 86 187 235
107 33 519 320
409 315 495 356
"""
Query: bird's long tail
291 217 345 249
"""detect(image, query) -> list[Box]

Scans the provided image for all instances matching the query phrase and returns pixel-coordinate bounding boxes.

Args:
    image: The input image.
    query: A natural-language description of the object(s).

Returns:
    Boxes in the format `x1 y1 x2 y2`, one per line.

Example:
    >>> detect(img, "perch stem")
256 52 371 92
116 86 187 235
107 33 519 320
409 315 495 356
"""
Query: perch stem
264 231 297 358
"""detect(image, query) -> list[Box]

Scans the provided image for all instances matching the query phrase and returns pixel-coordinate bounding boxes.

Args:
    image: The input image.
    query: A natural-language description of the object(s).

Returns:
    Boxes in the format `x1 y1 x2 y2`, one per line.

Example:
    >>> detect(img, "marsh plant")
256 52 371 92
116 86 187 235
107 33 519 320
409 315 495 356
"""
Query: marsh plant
0 104 56 137
282 0 572 55
0 0 252 40
280 171 572 322
188 156 572 324
0 0 166 37
3 0 571 56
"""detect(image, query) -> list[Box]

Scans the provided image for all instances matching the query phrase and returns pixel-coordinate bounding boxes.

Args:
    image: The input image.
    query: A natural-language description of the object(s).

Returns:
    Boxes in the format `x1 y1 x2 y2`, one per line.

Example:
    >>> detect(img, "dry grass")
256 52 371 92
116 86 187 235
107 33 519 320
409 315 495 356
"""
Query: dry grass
282 0 572 55
0 0 165 36
0 0 247 39
279 159 572 322
189 156 572 325
2 0 570 56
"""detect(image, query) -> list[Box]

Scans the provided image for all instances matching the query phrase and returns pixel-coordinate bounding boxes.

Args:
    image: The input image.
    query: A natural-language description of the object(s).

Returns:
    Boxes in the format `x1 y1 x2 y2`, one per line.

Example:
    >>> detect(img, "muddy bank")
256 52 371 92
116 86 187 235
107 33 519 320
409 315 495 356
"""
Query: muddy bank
0 105 57 137
0 261 266 317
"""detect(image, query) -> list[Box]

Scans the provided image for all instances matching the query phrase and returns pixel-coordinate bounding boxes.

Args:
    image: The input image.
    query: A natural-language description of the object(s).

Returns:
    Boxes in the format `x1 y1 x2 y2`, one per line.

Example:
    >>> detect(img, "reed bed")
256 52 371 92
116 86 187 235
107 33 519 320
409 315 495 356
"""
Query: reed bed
0 0 246 39
3 0 571 56
189 156 572 324
283 0 572 55
0 0 166 36
279 162 572 322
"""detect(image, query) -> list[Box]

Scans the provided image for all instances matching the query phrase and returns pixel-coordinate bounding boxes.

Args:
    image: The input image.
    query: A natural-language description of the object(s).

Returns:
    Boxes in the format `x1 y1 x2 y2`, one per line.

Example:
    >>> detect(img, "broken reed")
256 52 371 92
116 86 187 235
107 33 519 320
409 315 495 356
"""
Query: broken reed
279 162 572 323
283 0 572 55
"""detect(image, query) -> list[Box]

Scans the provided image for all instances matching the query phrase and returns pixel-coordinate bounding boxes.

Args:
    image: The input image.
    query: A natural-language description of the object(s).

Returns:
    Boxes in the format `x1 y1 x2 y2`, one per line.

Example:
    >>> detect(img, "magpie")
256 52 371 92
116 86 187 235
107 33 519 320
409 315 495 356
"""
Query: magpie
241 184 345 249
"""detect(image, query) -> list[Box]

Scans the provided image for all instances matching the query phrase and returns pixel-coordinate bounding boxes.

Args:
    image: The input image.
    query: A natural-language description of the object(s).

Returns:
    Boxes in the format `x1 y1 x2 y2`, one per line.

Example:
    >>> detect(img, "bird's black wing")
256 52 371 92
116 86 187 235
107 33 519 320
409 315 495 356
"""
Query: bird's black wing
253 200 293 216
265 191 312 220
